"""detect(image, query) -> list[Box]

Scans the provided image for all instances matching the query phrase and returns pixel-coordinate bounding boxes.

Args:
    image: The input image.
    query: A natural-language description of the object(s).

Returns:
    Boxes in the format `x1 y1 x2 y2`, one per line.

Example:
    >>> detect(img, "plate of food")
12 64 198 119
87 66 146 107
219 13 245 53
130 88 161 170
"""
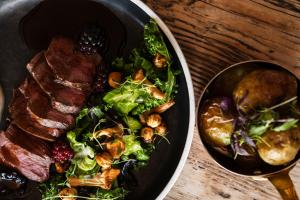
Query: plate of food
0 0 195 199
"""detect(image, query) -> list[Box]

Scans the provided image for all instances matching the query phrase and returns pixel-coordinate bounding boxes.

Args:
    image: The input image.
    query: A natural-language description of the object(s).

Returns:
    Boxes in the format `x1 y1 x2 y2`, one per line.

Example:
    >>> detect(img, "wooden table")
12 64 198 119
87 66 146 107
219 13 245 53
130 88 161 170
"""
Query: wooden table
143 0 300 199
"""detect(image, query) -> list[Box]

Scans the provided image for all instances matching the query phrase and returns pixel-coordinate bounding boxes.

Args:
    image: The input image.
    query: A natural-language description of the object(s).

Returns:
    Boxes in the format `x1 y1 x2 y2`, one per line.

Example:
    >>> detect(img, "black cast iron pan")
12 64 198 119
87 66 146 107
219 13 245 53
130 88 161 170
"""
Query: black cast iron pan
0 0 195 199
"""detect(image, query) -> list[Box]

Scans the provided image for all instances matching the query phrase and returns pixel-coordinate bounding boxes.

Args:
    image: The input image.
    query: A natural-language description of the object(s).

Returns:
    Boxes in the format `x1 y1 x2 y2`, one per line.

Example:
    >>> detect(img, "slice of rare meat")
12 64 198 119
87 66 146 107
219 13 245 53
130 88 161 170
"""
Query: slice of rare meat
45 37 101 91
9 90 62 141
0 125 51 182
19 78 75 129
27 52 86 114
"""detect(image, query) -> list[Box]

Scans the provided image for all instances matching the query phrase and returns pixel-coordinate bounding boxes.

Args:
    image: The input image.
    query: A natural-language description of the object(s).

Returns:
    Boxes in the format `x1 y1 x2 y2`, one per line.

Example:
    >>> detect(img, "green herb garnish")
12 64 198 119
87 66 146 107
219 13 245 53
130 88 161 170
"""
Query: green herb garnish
273 119 299 132
247 97 299 139
144 19 171 61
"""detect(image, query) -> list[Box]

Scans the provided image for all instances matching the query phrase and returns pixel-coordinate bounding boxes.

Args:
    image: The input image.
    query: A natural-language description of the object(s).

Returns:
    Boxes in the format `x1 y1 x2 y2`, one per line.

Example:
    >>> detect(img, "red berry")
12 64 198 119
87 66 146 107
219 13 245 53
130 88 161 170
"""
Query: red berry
51 141 74 162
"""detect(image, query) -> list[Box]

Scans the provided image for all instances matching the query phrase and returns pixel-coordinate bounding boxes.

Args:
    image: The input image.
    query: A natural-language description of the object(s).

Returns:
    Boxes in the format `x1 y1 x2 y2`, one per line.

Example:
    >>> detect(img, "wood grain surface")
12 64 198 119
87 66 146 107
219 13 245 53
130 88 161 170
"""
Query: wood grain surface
142 0 300 199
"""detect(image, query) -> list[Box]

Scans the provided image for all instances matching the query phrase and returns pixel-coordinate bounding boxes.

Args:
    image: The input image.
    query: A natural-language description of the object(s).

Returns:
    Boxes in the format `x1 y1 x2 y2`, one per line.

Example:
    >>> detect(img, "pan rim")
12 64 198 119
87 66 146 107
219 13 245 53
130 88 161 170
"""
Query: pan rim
129 1 195 200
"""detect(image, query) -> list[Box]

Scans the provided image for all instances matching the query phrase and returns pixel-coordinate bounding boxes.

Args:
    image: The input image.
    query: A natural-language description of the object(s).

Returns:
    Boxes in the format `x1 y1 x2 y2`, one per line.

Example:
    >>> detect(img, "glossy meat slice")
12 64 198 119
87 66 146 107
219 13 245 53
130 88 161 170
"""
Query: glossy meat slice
19 78 75 129
9 90 62 141
0 125 51 182
27 52 86 114
45 37 101 91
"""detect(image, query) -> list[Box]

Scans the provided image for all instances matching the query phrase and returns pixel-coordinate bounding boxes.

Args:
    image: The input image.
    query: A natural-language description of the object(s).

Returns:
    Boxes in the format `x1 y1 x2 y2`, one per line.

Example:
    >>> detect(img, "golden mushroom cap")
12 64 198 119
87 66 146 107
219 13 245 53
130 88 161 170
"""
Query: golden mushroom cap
141 127 154 143
146 113 162 128
59 188 77 200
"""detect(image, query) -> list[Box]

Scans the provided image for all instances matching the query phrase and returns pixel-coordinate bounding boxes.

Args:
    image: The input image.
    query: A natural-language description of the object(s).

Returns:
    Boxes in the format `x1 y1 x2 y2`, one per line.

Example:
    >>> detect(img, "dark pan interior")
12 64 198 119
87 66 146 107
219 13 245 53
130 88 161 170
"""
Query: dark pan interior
0 0 190 199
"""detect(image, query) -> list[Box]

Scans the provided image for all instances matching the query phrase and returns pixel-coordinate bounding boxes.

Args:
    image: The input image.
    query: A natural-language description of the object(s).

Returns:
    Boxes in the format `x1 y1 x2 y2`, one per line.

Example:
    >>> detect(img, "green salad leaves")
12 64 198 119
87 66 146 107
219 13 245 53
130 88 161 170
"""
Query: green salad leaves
247 97 299 141
144 19 171 61
103 81 142 115
122 135 150 161
67 131 97 172
105 20 178 116
39 174 65 200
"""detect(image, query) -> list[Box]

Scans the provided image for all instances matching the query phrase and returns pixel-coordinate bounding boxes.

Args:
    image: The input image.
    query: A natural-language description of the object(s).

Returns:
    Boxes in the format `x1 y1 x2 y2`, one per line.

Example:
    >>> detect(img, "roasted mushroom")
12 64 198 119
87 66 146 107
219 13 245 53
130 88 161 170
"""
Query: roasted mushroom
153 53 167 68
58 187 77 200
141 127 154 143
55 162 70 174
155 122 167 136
132 69 145 82
233 69 297 113
257 127 300 166
132 69 165 100
96 152 113 170
108 72 122 88
200 97 235 147
139 112 150 125
139 100 174 125
68 169 120 190
106 138 126 159
152 100 175 113
145 80 165 100
93 124 124 138
146 113 162 128
99 169 121 190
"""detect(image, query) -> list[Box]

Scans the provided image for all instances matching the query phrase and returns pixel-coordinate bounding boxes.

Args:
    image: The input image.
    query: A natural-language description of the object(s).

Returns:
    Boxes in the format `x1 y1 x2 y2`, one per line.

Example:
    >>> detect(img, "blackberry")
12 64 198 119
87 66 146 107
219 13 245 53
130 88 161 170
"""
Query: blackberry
78 25 106 55
51 140 74 163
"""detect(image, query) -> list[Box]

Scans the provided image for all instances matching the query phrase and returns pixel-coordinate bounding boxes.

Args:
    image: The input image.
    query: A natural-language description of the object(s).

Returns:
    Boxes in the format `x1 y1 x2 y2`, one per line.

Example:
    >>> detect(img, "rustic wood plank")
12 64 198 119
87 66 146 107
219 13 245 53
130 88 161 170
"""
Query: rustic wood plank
143 0 300 199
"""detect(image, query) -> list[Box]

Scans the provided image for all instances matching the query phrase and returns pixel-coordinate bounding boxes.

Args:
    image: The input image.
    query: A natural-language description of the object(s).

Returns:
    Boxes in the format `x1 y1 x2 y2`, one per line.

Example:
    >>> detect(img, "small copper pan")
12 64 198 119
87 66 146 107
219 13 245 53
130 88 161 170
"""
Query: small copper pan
196 60 299 200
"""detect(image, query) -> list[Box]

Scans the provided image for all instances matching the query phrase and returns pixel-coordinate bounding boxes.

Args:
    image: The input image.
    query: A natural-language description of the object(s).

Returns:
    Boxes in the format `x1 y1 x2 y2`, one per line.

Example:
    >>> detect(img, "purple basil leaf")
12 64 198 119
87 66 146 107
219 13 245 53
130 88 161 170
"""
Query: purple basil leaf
232 119 238 130
220 97 233 112
231 132 251 156
239 130 256 148
237 115 248 127
121 159 137 176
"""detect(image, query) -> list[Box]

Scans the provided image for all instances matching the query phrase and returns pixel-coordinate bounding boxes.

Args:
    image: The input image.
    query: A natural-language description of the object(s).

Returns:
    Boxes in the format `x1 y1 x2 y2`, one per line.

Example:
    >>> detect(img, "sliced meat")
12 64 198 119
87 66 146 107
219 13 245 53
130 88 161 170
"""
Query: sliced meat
9 90 62 141
19 78 75 129
0 125 51 182
27 52 86 114
45 37 101 91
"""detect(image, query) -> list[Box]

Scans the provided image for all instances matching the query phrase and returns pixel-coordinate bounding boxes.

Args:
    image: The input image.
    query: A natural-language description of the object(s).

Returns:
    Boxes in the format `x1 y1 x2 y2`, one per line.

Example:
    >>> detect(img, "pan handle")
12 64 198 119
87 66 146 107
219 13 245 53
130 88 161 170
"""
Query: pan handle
268 170 299 200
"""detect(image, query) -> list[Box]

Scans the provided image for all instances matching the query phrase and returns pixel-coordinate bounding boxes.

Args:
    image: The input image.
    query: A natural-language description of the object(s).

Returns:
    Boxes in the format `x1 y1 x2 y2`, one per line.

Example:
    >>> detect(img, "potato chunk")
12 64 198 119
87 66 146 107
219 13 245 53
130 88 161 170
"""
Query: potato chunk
199 98 235 147
257 127 300 166
233 70 297 113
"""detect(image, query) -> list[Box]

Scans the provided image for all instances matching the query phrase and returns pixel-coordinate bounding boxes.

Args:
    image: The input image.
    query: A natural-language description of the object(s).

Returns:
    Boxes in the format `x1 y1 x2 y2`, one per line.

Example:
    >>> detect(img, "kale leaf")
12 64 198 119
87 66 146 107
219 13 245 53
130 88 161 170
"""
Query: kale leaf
144 19 171 61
